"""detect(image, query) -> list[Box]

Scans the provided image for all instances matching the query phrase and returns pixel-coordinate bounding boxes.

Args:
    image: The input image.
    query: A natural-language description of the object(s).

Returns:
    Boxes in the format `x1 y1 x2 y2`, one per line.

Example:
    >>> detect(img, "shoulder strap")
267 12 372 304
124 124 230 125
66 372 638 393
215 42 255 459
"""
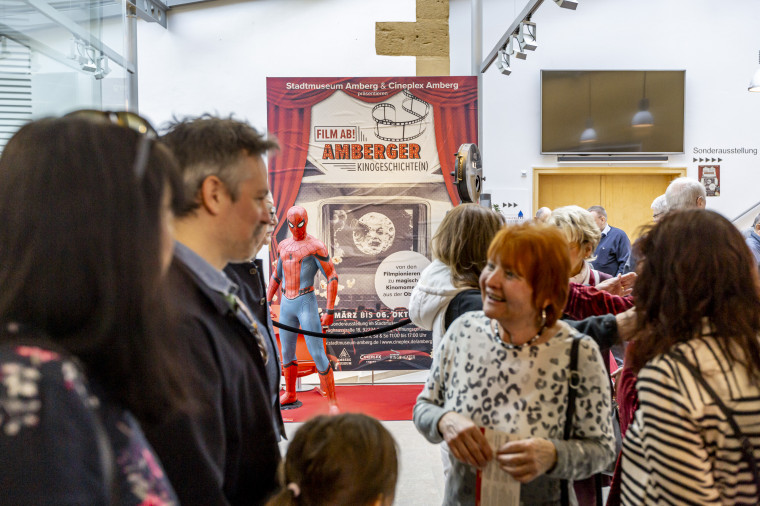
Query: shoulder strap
666 349 760 495
560 337 581 506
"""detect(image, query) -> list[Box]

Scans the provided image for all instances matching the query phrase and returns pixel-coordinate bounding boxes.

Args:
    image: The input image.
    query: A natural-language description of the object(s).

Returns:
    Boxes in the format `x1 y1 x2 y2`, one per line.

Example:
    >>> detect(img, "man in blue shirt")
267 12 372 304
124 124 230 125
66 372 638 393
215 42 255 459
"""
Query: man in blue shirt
588 205 631 276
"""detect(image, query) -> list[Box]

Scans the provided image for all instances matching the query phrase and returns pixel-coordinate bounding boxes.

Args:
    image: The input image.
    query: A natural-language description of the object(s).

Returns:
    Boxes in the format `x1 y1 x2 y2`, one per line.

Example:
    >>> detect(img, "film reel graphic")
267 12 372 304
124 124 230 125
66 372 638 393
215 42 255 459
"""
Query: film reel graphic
371 90 431 142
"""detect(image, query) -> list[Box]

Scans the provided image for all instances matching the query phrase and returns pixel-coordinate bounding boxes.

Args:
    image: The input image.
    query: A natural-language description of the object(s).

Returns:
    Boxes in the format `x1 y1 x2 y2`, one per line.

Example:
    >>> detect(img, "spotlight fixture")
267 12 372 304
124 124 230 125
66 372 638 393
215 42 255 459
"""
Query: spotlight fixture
496 48 512 75
70 37 111 79
518 21 537 52
508 34 527 60
749 51 760 92
580 76 597 144
632 72 654 127
554 0 579 9
481 0 578 76
94 55 110 80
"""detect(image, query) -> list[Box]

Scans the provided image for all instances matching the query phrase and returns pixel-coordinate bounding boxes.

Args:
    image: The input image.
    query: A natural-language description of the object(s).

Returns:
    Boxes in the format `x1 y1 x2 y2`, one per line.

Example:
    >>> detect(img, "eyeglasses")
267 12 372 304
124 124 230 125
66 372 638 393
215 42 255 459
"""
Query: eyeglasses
64 109 157 179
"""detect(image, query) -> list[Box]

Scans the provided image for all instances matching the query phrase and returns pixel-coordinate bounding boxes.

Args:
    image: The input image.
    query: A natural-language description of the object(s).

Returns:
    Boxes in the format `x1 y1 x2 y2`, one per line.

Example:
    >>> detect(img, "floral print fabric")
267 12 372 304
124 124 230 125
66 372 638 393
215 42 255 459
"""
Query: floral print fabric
0 344 177 506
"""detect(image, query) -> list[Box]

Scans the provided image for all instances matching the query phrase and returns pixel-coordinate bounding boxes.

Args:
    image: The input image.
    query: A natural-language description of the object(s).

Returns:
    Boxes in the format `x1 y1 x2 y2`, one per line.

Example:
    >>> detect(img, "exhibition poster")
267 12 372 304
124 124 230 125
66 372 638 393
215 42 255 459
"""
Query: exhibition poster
266 76 478 370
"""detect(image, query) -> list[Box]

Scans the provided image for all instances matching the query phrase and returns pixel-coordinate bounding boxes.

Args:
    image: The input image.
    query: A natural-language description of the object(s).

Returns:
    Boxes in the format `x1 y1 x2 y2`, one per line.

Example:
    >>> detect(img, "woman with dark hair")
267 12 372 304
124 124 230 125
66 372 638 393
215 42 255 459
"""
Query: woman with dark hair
0 116 187 505
414 222 616 505
621 209 760 504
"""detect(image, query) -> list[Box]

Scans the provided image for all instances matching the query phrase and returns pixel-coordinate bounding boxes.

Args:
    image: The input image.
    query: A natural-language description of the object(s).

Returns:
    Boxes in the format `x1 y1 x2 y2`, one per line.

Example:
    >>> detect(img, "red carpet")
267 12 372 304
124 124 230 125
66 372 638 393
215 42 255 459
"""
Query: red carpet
280 384 424 423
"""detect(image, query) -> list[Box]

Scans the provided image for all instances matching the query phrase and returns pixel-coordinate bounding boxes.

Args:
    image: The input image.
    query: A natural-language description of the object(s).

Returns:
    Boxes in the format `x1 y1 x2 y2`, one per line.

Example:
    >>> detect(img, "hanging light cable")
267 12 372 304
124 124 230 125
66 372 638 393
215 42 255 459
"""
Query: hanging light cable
632 71 654 127
580 75 597 143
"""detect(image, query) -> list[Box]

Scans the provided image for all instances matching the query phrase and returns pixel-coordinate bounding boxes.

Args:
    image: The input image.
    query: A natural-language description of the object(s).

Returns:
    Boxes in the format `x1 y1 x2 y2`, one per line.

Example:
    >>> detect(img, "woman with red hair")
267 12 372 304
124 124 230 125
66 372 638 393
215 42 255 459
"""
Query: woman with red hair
414 222 616 505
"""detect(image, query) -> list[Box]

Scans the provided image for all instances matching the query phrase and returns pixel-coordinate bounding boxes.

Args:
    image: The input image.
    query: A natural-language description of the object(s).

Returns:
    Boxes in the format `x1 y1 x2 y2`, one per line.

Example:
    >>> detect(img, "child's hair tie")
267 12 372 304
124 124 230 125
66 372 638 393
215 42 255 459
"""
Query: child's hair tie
287 482 301 497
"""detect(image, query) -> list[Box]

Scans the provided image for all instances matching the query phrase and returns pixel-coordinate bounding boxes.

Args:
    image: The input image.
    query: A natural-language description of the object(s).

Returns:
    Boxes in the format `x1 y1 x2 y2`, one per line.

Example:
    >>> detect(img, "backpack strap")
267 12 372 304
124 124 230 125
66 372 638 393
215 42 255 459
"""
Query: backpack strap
666 349 760 495
560 337 581 506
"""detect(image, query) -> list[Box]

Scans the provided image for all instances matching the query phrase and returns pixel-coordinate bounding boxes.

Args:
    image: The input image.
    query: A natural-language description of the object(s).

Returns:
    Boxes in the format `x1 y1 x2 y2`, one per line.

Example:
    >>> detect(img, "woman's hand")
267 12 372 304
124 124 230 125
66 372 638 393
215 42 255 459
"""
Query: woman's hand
495 438 557 483
437 412 493 468
615 306 637 341
596 272 637 296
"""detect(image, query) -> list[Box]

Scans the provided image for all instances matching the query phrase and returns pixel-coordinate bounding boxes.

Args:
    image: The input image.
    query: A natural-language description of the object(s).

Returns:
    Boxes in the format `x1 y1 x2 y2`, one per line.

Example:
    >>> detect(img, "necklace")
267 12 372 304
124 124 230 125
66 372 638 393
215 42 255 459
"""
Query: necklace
491 319 545 349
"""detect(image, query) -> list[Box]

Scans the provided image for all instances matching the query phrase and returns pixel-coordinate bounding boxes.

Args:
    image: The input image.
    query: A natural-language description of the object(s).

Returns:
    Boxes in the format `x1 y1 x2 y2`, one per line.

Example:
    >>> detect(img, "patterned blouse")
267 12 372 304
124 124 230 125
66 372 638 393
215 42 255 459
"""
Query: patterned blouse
413 312 616 505
621 327 760 505
0 343 178 505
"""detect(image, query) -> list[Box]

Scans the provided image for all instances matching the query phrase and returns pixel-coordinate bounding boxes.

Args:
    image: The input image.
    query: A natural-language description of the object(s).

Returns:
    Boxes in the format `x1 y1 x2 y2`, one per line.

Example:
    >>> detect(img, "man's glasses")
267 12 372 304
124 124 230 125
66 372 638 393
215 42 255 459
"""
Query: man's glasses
64 109 157 179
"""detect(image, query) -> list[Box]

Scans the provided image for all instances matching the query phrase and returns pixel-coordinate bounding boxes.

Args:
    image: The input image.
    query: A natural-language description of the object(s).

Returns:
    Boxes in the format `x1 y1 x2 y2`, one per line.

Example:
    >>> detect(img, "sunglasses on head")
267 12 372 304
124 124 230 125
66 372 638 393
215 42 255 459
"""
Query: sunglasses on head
64 109 158 179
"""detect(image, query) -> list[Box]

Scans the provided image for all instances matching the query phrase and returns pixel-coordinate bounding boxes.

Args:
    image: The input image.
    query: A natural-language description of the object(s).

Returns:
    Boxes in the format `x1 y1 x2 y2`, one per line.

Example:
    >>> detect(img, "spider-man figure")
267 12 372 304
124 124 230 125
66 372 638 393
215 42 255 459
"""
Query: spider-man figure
267 206 339 413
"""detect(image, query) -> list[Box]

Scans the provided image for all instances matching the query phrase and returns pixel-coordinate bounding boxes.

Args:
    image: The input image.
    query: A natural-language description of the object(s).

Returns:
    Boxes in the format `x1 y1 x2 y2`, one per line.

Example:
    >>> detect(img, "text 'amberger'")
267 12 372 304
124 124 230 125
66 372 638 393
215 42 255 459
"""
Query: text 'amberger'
322 143 421 160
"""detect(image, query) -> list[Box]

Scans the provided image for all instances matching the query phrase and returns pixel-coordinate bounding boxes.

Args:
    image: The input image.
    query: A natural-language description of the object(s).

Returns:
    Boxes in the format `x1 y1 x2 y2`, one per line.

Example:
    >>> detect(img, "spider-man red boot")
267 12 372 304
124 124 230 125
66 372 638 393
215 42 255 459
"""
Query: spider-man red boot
318 367 340 415
280 361 298 405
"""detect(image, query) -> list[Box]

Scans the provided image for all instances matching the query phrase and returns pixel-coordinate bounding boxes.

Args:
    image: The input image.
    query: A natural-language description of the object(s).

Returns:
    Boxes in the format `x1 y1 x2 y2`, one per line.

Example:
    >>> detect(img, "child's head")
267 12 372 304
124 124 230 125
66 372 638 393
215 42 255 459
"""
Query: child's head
270 413 399 506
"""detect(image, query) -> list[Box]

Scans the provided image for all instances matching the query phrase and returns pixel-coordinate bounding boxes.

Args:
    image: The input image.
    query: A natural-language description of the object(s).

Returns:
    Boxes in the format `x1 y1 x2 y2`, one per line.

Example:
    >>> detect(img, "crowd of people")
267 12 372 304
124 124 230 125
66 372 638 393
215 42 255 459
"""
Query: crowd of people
0 110 758 506
412 178 760 505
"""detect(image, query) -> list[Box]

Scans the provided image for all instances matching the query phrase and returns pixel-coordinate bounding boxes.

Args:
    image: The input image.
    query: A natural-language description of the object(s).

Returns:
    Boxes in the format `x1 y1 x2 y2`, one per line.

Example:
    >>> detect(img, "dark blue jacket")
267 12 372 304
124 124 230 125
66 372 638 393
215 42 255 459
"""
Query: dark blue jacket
592 225 631 276
143 258 280 506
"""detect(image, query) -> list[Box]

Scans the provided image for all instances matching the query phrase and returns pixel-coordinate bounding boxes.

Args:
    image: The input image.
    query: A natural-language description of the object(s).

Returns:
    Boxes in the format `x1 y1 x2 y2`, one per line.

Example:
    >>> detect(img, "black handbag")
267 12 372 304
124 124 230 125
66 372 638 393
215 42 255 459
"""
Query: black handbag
561 338 611 506
560 338 581 506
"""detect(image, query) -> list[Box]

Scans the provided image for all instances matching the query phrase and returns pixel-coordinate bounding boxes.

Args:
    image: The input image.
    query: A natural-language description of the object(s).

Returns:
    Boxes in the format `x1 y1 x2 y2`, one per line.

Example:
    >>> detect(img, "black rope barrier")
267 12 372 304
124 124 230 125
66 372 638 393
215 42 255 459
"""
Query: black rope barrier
272 318 412 339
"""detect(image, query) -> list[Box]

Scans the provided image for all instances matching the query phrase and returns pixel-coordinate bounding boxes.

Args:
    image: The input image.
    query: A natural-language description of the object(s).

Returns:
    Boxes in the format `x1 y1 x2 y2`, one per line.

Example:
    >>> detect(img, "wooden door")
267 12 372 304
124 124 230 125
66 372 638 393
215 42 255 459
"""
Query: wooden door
534 167 686 241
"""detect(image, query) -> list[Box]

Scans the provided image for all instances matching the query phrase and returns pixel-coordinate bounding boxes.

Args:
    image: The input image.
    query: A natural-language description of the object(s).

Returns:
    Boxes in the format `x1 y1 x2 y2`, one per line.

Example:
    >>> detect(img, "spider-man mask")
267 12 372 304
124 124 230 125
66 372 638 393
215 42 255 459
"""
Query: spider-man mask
287 206 308 241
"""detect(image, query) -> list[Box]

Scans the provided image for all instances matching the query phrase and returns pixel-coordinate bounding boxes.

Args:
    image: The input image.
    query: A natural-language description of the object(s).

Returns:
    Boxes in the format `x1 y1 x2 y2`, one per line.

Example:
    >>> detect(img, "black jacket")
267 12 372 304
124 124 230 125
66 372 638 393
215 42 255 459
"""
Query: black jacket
224 259 285 440
143 258 280 506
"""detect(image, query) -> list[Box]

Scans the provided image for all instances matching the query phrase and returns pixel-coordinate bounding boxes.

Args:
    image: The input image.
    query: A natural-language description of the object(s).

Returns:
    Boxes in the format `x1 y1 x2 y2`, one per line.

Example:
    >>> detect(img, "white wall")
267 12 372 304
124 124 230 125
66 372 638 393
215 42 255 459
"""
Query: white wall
460 0 760 223
138 0 760 223
138 0 415 133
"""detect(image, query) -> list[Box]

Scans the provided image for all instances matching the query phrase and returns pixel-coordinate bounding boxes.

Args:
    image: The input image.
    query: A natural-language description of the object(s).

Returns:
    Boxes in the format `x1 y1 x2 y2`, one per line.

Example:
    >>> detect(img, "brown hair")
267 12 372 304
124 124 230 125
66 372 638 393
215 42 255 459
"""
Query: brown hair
486 222 571 327
432 203 504 288
160 114 278 216
628 209 760 381
267 413 398 506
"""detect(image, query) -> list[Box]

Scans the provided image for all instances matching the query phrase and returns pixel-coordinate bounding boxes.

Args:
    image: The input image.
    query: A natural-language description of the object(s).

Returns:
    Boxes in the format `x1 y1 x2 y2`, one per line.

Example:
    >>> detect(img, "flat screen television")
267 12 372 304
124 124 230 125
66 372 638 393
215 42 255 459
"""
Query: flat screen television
541 70 685 154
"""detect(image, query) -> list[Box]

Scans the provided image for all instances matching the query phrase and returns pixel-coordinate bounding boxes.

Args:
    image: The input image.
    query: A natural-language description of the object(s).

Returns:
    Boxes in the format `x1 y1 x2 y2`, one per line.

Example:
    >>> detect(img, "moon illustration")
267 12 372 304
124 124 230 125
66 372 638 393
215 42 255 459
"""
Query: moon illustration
352 212 395 255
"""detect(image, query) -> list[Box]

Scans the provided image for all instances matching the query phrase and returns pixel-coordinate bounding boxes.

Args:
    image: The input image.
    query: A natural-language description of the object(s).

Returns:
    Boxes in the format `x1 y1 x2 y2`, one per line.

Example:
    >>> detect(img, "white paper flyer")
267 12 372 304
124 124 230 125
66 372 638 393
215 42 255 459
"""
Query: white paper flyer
475 427 520 506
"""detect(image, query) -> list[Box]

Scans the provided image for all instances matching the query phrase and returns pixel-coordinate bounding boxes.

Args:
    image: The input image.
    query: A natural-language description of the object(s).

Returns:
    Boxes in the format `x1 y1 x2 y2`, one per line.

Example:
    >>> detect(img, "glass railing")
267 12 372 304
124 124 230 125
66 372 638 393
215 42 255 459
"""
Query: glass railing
0 0 133 152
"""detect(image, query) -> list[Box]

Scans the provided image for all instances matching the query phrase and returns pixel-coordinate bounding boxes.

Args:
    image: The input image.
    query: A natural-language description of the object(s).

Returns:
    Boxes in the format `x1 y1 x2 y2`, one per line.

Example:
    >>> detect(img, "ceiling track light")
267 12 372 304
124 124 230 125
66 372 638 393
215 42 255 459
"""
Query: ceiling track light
554 0 579 9
508 35 528 60
749 50 760 92
518 21 537 51
69 37 111 79
496 48 512 75
481 0 579 75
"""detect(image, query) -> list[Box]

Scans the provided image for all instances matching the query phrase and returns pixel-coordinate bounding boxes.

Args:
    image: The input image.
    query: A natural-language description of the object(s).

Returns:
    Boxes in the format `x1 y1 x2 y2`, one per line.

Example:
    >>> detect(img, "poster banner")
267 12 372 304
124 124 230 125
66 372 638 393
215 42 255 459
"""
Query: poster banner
698 165 720 196
266 76 478 370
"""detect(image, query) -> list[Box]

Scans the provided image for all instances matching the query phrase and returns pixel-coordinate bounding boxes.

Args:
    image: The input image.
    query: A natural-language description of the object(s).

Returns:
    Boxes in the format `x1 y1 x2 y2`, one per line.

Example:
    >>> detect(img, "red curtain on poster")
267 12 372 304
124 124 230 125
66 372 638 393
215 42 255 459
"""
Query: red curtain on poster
266 77 478 257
